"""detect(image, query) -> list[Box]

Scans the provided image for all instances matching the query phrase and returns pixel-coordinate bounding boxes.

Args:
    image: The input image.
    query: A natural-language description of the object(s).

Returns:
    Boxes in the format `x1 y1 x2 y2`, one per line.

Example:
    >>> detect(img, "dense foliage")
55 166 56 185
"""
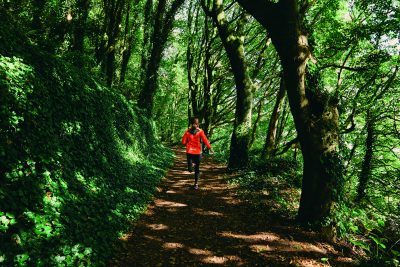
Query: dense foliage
0 10 173 266
157 0 399 264
1 0 399 265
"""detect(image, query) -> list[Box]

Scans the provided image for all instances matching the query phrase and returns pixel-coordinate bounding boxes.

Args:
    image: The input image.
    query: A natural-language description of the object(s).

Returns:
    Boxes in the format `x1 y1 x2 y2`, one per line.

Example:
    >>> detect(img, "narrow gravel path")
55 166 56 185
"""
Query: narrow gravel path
111 148 356 266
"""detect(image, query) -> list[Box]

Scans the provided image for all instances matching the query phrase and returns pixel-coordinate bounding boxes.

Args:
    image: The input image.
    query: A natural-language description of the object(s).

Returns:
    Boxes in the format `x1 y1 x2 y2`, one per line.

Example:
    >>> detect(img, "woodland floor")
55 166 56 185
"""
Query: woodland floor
111 148 358 266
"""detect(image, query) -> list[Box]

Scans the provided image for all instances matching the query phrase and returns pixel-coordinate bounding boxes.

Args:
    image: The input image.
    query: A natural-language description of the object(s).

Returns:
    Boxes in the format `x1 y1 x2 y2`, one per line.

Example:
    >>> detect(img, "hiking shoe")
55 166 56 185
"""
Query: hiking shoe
194 184 199 190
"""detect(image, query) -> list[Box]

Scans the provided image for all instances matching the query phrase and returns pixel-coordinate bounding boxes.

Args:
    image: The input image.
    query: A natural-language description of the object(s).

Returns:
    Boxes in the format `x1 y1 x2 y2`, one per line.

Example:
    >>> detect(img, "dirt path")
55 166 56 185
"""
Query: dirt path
111 148 356 266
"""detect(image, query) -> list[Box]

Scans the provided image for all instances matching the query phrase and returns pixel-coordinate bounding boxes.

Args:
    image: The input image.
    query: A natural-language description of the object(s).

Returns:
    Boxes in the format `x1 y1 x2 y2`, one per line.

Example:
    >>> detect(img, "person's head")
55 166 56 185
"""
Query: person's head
190 117 199 128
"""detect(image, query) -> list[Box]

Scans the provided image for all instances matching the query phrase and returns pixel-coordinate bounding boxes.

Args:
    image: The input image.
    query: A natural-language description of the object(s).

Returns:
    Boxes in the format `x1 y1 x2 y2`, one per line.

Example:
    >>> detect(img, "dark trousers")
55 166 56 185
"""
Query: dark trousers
187 153 201 184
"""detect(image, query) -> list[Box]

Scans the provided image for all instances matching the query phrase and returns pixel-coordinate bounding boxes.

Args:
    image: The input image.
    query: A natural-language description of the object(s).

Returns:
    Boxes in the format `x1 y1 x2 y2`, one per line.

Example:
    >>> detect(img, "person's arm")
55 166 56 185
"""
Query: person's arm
182 131 188 145
200 131 212 150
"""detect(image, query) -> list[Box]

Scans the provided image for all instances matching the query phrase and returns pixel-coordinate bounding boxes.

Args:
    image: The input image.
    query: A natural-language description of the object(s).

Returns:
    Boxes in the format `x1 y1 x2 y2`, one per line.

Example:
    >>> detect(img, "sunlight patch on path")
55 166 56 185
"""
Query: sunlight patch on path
162 242 184 249
187 248 213 256
146 223 169 231
218 231 280 242
201 255 227 264
250 244 274 253
289 257 330 267
112 148 355 267
274 240 327 254
154 199 187 207
192 208 225 217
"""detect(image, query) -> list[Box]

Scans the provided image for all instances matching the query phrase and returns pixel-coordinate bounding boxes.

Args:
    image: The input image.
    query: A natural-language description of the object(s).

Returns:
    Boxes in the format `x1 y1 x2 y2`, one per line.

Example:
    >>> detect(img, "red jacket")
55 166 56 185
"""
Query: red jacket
182 128 211 155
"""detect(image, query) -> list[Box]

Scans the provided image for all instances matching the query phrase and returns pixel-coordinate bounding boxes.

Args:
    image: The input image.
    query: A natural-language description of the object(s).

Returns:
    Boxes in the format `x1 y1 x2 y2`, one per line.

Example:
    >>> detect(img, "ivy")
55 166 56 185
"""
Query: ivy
0 53 173 266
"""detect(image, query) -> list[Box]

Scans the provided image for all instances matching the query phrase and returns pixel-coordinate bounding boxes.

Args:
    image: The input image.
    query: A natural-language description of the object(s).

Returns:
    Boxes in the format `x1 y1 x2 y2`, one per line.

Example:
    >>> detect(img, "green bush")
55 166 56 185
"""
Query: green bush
333 204 400 266
0 25 173 267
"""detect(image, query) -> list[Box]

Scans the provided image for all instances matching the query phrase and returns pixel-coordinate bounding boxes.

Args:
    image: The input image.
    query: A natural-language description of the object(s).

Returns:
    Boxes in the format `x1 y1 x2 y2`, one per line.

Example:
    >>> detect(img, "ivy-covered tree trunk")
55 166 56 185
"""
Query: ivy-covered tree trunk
356 111 374 202
204 0 253 169
237 0 342 224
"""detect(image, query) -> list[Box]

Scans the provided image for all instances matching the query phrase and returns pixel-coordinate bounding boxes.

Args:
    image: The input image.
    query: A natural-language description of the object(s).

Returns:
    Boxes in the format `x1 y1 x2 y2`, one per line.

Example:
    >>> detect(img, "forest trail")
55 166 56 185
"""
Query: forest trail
111 148 356 266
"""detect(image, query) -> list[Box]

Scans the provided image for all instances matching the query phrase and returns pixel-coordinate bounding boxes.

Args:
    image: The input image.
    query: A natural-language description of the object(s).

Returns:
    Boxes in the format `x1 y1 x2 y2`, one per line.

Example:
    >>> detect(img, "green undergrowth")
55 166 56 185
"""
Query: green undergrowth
227 156 302 219
332 204 400 266
0 15 174 266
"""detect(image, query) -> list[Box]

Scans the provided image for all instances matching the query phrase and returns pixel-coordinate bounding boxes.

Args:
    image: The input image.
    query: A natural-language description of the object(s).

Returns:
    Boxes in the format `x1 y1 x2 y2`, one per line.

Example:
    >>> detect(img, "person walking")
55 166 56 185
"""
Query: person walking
181 117 213 189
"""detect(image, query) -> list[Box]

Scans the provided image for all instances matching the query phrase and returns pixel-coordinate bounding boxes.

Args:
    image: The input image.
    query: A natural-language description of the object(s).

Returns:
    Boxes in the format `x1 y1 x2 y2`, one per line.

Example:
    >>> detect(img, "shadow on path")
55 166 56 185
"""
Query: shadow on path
111 148 356 266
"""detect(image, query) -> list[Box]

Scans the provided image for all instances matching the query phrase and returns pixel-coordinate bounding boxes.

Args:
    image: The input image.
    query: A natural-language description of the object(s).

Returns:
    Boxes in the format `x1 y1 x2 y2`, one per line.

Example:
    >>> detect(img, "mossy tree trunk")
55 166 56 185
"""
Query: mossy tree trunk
356 111 374 202
203 0 253 169
237 0 342 224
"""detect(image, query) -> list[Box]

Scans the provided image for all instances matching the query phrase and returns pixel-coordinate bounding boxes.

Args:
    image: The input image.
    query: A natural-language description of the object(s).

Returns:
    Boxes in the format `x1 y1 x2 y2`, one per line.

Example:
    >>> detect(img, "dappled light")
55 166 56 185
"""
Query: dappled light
2 0 398 265
192 208 225 217
187 248 213 256
112 149 355 266
146 224 169 231
162 242 185 249
201 255 228 264
154 199 188 208
218 231 280 242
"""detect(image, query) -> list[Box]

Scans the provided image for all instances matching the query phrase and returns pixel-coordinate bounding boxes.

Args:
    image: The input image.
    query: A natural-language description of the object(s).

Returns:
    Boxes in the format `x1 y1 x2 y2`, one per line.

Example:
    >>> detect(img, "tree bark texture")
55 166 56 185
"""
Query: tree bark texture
138 0 185 117
202 14 213 136
206 0 253 169
237 0 342 224
139 0 154 87
262 75 286 158
95 0 124 86
120 0 140 84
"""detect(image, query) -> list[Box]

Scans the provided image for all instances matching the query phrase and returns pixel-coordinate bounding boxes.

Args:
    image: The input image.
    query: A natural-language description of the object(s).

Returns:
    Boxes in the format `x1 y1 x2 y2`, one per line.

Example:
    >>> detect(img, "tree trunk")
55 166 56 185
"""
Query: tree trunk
105 50 116 86
186 2 199 119
120 45 132 84
139 0 154 88
262 75 286 157
356 111 374 202
120 0 140 84
249 74 275 148
137 0 185 117
72 0 90 53
202 14 213 136
95 0 124 86
205 0 253 169
138 0 167 116
237 0 342 224
275 6 341 224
